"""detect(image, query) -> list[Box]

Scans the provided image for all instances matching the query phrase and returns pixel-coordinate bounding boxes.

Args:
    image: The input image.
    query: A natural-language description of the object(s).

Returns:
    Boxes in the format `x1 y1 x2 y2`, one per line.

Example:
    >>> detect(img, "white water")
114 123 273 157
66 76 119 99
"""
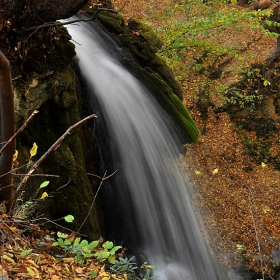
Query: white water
67 21 227 280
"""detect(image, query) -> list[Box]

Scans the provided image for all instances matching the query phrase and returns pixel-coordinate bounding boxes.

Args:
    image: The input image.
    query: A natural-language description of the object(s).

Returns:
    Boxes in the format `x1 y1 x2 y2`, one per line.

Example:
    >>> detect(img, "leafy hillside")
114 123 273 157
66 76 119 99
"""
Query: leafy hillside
112 0 280 276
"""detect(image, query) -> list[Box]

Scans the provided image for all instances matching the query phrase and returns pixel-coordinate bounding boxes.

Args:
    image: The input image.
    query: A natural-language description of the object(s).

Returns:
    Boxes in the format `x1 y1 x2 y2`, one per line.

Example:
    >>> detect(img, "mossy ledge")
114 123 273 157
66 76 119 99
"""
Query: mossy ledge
91 10 200 142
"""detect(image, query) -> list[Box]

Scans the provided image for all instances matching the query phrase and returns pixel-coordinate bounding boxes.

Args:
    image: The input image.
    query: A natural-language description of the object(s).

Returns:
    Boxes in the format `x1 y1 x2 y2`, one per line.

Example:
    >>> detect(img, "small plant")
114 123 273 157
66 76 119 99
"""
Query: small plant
110 256 138 277
224 88 264 111
110 256 156 280
52 232 121 264
94 241 122 264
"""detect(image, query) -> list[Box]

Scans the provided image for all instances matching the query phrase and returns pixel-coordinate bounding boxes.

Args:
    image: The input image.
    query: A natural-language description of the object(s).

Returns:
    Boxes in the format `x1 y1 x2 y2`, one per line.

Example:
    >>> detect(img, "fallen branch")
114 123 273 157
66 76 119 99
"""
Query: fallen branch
19 2 127 33
11 114 97 208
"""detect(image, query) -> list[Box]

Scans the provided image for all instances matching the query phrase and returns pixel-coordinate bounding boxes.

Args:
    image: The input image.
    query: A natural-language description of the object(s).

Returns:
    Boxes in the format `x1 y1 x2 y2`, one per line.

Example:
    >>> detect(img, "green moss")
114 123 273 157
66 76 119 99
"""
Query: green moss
145 56 184 100
97 13 161 60
130 65 199 142
120 19 162 60
96 13 123 32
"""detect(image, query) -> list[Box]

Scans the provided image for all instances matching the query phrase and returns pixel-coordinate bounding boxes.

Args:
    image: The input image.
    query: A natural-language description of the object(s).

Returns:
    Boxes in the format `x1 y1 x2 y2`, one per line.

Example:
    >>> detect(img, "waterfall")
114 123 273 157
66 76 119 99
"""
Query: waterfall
67 21 227 280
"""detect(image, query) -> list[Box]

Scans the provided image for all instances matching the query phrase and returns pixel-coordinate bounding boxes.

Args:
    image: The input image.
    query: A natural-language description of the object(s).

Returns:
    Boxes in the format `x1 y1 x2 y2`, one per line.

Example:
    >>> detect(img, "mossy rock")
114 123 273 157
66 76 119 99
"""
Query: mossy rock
96 12 123 32
119 18 162 61
97 13 162 60
15 67 102 239
145 56 184 100
13 67 76 125
148 72 200 142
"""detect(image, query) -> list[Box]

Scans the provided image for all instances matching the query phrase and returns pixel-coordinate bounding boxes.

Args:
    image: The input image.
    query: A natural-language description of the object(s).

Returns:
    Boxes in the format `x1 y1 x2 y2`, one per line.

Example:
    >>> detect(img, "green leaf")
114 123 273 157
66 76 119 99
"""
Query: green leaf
20 249 33 257
57 231 68 239
107 254 116 264
90 270 98 279
39 181 50 189
64 215 74 223
73 237 81 246
80 240 88 248
110 246 122 254
146 265 156 269
88 240 99 250
103 241 113 250
94 251 110 261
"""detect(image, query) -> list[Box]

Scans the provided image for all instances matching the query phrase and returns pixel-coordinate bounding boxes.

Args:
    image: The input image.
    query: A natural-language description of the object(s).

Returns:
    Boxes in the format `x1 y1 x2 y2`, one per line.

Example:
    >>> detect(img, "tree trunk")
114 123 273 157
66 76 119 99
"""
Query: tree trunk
0 51 15 212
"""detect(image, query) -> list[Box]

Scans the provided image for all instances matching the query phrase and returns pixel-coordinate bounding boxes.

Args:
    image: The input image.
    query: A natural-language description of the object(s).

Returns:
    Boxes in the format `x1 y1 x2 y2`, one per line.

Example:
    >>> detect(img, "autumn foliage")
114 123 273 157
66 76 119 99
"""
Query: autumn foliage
113 0 280 276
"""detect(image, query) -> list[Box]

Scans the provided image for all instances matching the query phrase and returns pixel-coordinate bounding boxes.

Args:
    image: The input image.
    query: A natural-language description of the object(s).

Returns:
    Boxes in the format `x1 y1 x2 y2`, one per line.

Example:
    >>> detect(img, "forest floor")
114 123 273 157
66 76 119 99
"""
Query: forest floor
112 0 280 276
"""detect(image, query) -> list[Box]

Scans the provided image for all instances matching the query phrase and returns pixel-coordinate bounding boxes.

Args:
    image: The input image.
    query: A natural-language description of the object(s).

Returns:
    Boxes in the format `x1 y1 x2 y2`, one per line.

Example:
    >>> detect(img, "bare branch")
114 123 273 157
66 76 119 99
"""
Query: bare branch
11 114 97 207
19 2 127 33
0 110 39 156
11 173 59 178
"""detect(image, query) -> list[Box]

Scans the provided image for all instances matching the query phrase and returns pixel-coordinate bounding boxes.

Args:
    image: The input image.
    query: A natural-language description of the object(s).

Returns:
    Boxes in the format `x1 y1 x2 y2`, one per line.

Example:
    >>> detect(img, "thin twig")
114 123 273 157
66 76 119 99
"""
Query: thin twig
87 170 118 180
11 114 97 208
78 170 117 233
0 110 39 156
22 217 88 237
244 183 265 280
52 178 71 193
11 173 59 178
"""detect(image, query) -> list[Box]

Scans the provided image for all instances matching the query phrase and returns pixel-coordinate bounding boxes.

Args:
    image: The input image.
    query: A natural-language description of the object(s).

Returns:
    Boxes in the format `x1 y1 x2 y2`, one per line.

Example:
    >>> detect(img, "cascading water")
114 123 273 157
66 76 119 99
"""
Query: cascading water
67 21 228 280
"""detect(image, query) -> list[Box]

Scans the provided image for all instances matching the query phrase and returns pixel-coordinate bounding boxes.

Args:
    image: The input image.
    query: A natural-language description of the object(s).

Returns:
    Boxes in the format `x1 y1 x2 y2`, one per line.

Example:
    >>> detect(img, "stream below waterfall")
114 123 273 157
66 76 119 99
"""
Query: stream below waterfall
67 20 228 280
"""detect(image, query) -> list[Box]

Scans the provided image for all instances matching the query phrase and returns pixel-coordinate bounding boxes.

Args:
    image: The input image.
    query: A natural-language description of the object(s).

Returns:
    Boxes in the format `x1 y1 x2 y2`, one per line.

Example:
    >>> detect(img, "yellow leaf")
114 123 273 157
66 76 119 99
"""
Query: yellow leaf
27 267 40 278
237 244 245 250
262 206 270 213
30 142 38 158
40 192 48 200
212 168 219 175
2 254 15 263
13 150 18 162
261 162 266 168
194 170 202 175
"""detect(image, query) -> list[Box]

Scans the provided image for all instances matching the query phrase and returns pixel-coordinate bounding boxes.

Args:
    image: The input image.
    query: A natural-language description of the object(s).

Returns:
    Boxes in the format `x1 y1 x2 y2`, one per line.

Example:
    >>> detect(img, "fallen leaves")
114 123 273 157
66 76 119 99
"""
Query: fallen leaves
0 214 126 279
182 110 280 274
